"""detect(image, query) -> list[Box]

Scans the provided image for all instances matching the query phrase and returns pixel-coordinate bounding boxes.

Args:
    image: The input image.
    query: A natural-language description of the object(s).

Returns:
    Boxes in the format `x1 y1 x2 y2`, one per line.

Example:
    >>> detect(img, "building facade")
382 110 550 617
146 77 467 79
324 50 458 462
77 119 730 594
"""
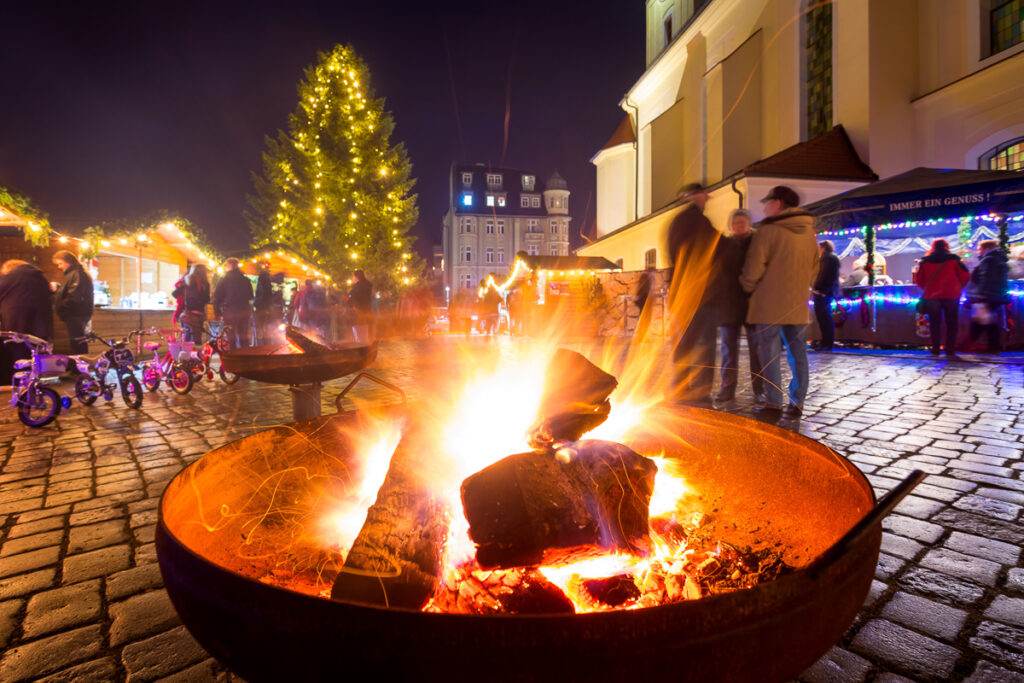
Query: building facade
442 164 571 290
579 0 1024 269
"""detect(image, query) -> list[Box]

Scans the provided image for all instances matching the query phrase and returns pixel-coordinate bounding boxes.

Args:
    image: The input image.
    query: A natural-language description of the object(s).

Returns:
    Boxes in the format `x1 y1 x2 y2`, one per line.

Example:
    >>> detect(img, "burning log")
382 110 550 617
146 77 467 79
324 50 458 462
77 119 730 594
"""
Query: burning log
460 439 657 569
284 325 333 354
528 349 618 449
330 424 449 609
426 567 575 615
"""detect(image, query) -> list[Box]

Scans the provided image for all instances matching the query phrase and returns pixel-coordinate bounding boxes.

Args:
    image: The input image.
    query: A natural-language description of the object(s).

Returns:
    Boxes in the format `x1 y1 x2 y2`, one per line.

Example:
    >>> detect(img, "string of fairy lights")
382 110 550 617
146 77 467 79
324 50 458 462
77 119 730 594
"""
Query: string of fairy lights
477 258 622 298
817 212 1024 239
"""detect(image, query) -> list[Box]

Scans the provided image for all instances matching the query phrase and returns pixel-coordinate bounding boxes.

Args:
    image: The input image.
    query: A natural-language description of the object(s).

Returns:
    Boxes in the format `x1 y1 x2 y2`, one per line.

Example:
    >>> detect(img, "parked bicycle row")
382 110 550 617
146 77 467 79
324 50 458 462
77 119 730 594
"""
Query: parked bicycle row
2 321 239 428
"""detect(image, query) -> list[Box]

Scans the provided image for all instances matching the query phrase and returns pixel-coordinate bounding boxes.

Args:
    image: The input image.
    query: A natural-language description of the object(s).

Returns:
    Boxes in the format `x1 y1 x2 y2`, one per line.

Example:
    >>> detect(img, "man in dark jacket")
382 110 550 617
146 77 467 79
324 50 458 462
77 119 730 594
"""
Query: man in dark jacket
53 250 94 355
213 258 254 348
811 240 841 352
665 184 720 407
0 260 53 385
347 270 373 342
253 264 274 345
967 239 1009 353
713 209 763 404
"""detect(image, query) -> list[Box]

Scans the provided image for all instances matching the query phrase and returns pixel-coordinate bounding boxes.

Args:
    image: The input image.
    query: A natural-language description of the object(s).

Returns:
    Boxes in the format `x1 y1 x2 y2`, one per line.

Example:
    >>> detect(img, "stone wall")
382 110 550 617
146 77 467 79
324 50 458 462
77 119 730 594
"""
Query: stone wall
593 269 671 340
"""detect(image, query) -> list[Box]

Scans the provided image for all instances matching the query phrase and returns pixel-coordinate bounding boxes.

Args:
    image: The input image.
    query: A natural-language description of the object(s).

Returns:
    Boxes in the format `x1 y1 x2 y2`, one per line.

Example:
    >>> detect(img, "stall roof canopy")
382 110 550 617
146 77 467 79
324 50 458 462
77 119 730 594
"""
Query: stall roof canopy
522 255 620 272
808 167 1024 236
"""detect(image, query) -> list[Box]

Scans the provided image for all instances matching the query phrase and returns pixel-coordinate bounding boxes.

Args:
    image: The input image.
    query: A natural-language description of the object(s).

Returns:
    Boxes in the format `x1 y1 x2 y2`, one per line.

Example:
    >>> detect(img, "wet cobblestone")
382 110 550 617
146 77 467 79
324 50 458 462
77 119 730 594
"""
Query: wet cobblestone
0 338 1020 681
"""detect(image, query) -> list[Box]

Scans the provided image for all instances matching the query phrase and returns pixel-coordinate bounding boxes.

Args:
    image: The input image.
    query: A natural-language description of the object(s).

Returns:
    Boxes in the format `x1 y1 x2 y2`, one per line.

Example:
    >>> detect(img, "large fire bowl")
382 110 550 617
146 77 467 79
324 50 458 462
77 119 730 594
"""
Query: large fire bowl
156 405 878 682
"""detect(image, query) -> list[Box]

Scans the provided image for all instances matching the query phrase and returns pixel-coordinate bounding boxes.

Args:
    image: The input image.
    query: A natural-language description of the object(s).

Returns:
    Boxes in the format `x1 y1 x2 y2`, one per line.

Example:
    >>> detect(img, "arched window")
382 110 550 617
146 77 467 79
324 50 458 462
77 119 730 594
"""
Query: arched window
644 248 657 269
805 2 833 139
979 137 1024 171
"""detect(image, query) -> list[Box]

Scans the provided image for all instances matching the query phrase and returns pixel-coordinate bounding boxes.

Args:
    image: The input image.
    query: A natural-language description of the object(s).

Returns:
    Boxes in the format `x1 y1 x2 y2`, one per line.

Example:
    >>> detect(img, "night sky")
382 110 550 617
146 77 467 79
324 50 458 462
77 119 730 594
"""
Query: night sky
0 1 644 258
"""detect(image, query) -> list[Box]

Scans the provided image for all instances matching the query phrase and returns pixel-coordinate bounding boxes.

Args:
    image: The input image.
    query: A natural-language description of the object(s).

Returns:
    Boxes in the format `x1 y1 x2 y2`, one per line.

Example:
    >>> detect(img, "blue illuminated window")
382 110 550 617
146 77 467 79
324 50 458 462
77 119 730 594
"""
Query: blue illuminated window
462 193 473 207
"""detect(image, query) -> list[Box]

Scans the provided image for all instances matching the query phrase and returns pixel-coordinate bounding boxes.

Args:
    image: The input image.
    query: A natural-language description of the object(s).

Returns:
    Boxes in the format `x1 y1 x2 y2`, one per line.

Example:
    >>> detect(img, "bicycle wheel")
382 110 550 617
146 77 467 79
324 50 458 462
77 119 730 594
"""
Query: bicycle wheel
17 386 61 427
169 363 194 395
75 374 102 405
189 361 206 384
142 364 162 392
120 373 144 409
219 362 240 384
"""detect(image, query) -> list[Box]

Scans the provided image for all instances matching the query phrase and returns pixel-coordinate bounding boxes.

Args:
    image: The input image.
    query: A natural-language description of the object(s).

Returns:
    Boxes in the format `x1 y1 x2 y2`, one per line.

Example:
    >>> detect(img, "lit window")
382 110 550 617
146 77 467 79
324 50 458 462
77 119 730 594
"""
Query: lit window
992 0 1024 54
528 219 538 233
522 175 535 191
486 195 495 207
980 137 1024 171
530 196 541 208
486 248 494 264
486 220 495 234
645 248 657 269
462 193 473 207
497 220 505 234
462 172 472 186
497 195 506 207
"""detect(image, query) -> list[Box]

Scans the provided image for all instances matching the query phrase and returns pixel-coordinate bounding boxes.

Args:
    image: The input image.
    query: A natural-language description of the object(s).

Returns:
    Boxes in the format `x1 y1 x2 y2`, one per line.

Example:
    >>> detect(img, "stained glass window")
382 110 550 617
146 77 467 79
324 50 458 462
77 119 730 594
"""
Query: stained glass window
806 3 833 139
992 0 1024 55
981 137 1024 171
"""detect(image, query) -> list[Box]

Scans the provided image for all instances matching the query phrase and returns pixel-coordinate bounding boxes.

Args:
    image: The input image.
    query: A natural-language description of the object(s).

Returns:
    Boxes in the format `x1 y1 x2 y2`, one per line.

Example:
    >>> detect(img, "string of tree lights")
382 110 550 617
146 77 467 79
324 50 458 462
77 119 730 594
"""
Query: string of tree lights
247 44 423 293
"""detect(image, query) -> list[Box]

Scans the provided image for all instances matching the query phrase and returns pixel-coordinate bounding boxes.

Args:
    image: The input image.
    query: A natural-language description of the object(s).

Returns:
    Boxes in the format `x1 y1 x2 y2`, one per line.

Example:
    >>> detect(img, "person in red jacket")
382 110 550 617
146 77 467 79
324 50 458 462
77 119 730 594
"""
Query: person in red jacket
913 238 970 358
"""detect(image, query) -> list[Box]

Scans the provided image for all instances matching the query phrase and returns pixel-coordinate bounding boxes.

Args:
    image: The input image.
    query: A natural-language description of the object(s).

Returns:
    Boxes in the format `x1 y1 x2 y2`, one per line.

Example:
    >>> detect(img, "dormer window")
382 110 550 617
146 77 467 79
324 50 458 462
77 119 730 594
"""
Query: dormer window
461 172 473 186
497 195 506 207
531 196 541 208
461 193 473 207
486 173 503 188
522 175 535 191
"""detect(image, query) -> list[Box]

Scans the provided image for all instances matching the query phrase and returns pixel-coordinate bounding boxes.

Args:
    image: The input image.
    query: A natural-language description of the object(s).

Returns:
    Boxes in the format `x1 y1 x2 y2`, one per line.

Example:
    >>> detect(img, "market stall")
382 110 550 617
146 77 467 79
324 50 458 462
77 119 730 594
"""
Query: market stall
478 255 621 337
807 168 1024 348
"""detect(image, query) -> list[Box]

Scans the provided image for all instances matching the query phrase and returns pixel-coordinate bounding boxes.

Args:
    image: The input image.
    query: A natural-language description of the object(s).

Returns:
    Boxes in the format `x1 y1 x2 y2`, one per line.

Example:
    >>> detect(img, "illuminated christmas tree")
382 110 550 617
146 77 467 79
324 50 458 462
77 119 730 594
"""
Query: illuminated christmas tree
248 44 421 292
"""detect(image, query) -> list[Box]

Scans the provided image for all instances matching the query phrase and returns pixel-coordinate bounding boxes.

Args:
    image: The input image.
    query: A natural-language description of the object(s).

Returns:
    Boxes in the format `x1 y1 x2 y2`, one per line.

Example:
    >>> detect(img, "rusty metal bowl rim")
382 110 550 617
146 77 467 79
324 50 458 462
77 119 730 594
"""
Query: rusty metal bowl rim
156 405 877 621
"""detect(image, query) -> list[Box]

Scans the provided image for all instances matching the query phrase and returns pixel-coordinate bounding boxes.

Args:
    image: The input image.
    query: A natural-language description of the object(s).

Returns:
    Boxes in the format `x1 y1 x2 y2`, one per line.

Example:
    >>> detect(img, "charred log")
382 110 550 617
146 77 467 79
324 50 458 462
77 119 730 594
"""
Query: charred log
330 425 449 609
528 349 618 448
426 567 575 615
460 439 657 569
284 325 334 354
583 575 641 607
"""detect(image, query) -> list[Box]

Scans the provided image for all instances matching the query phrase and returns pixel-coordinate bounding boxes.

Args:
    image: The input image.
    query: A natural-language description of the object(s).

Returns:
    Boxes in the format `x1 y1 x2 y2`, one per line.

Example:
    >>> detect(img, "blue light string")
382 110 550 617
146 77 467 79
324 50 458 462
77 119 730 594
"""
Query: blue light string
817 213 1024 239
808 287 1024 309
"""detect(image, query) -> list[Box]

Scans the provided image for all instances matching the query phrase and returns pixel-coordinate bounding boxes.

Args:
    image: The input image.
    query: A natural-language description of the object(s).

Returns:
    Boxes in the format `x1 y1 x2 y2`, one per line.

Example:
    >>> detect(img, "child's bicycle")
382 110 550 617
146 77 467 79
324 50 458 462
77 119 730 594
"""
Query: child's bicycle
196 320 239 384
2 331 85 427
74 331 146 409
140 329 196 394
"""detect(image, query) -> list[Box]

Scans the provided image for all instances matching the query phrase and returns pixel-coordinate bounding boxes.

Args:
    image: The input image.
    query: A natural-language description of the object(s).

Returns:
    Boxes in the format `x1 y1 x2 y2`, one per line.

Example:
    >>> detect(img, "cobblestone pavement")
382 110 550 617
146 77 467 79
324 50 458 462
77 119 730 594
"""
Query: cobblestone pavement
0 337 1021 682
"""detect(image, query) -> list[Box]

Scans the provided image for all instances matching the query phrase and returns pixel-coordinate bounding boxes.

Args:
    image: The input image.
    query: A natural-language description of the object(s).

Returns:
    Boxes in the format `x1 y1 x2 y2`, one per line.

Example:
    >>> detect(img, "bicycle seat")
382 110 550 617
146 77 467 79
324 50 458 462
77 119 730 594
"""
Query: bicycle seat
13 359 30 370
76 353 106 363
144 342 161 351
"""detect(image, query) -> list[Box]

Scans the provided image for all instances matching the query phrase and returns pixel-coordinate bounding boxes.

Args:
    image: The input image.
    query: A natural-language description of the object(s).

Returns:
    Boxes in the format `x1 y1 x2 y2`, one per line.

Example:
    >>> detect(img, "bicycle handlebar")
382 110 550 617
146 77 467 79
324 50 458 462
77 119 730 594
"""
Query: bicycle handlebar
0 331 52 350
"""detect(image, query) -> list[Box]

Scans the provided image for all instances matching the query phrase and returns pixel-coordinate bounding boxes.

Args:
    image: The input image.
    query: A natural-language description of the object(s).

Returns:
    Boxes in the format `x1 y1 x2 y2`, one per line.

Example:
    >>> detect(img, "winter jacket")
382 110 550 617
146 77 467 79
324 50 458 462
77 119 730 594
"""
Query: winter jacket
740 208 819 325
213 269 254 316
813 252 841 298
173 278 210 316
914 252 969 300
665 202 721 308
254 272 273 311
0 263 54 340
966 248 1009 305
348 279 373 313
55 263 94 321
711 231 753 325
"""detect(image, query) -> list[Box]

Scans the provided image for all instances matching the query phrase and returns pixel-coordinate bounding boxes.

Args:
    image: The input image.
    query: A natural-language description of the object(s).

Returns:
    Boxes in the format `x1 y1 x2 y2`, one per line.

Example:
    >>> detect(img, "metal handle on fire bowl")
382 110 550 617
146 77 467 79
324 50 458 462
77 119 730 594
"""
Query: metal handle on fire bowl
807 469 926 578
334 372 407 414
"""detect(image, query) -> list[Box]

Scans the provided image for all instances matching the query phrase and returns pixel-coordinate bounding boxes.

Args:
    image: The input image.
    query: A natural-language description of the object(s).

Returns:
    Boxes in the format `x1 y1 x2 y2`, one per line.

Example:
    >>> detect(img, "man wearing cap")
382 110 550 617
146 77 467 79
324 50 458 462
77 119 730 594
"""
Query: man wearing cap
740 185 819 418
665 183 720 407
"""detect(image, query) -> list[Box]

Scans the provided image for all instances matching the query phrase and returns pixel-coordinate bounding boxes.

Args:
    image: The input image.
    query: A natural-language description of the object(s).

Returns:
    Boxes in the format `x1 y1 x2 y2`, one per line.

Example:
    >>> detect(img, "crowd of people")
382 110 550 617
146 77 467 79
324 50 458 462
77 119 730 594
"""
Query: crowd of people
661 183 1013 420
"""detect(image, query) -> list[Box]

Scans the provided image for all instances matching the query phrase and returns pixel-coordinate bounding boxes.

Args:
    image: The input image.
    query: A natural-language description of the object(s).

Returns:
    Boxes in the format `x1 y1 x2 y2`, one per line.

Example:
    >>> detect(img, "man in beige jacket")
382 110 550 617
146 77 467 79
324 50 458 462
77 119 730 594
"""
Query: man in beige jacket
740 186 819 418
